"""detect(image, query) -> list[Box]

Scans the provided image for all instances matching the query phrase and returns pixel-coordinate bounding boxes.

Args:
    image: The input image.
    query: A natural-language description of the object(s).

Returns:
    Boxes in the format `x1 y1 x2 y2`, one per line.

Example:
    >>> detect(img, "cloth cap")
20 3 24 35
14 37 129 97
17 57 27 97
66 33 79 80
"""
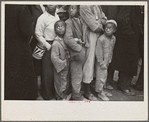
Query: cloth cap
106 20 117 27
57 7 67 13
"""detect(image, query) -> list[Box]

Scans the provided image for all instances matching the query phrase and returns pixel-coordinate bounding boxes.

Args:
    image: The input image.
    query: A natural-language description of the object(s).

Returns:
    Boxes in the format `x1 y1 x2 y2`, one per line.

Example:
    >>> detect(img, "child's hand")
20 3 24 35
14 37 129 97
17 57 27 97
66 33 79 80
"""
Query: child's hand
74 38 79 41
74 38 85 45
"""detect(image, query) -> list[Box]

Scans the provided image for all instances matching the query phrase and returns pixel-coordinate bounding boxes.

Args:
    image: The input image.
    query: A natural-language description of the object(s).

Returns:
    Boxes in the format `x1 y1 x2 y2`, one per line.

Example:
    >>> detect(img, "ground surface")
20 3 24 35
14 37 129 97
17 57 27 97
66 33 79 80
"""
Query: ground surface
37 71 144 101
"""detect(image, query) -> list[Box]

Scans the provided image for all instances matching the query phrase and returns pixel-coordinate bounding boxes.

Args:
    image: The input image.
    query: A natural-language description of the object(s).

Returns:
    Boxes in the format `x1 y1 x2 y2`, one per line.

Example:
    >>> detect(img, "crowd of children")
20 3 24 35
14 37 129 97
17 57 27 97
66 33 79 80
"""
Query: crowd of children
5 5 144 100
34 5 118 101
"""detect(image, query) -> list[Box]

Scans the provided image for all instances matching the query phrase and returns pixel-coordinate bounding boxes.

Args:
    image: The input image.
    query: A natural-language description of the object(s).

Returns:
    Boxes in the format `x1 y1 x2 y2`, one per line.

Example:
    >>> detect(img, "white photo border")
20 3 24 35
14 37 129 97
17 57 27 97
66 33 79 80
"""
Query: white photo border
1 1 148 121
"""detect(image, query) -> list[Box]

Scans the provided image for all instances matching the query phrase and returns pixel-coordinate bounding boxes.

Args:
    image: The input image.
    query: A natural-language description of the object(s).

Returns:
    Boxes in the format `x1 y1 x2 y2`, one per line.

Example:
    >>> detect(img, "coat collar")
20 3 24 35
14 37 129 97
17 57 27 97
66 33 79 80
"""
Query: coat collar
55 36 67 50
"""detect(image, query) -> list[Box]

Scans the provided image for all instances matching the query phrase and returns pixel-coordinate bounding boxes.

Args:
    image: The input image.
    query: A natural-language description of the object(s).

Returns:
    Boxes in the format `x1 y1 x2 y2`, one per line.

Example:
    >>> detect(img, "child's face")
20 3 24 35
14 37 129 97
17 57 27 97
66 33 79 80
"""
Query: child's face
104 23 116 36
68 5 78 17
55 21 66 36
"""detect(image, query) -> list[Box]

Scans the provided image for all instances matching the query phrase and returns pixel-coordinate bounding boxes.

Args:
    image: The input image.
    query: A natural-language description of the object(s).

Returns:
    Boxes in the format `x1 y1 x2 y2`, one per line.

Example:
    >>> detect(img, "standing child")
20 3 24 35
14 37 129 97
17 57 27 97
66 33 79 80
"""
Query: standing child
51 20 70 100
64 5 87 101
95 20 117 101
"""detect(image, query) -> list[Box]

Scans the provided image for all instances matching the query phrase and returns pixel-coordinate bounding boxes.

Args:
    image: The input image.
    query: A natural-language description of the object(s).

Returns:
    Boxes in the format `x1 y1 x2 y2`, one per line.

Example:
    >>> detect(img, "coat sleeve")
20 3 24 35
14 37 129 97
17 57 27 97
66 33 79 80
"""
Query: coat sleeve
64 21 82 52
95 38 104 63
51 42 67 73
80 5 99 32
19 6 34 39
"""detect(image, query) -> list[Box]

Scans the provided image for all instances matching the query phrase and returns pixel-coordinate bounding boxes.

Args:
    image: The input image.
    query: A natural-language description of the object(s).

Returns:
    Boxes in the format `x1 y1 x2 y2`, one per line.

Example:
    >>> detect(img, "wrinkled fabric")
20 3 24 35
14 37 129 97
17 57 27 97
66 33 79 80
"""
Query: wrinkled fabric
80 5 107 84
110 6 140 76
95 34 116 92
82 32 99 83
5 5 37 100
95 34 116 64
51 37 69 73
41 41 55 100
64 17 86 98
95 62 108 92
51 37 70 99
64 18 86 61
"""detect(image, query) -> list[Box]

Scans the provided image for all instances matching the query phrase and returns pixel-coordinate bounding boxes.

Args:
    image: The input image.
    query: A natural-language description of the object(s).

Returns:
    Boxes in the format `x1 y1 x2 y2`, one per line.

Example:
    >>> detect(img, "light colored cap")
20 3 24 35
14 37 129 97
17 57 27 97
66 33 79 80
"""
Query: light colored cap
106 20 117 27
57 7 67 14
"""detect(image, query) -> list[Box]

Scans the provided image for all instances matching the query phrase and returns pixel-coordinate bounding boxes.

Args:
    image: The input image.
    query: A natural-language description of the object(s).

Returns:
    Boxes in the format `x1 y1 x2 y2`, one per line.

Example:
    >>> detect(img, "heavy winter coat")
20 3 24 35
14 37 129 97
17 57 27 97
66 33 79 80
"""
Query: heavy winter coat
5 5 37 100
110 6 141 76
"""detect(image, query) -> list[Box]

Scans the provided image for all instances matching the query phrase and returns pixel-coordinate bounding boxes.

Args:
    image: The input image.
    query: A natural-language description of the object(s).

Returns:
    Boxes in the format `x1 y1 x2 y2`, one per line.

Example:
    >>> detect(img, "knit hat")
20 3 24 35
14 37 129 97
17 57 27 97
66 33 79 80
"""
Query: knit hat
106 20 117 27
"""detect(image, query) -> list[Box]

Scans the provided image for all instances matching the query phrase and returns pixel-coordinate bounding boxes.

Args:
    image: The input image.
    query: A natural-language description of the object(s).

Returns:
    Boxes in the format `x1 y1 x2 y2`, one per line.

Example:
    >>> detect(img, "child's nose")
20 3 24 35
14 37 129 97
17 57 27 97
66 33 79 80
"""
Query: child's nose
59 27 63 30
107 28 110 31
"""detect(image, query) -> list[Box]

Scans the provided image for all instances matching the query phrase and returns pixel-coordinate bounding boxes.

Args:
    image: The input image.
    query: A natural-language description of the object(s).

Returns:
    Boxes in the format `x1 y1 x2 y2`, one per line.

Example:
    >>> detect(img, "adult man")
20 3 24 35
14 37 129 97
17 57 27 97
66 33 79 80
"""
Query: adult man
80 5 107 100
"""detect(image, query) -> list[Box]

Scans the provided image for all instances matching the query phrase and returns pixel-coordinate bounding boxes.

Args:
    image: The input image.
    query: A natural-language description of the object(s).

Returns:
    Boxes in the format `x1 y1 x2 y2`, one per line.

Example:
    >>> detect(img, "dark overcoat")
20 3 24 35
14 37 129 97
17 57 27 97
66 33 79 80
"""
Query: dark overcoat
5 5 37 100
110 6 141 76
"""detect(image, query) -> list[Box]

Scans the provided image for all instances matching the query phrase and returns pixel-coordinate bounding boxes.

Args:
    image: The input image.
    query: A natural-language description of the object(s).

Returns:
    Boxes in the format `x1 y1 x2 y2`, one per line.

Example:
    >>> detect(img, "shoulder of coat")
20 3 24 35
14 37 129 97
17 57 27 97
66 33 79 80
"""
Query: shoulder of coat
98 34 105 42
52 40 60 46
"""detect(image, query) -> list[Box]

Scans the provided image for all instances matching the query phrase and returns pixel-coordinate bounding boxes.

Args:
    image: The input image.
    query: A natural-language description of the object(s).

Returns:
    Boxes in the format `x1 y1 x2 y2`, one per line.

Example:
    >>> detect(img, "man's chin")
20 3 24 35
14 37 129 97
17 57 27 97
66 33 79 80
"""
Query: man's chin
48 9 56 13
58 34 65 37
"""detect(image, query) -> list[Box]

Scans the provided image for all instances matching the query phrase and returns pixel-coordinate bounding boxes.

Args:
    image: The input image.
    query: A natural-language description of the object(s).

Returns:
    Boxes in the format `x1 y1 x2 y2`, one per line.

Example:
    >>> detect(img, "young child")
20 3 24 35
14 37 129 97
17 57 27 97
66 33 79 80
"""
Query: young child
95 20 117 101
64 5 87 101
51 20 70 100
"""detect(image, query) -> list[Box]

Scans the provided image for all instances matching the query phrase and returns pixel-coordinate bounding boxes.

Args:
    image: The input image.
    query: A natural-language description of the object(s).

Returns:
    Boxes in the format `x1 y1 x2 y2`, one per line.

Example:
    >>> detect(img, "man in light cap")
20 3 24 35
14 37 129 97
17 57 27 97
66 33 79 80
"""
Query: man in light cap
95 19 117 101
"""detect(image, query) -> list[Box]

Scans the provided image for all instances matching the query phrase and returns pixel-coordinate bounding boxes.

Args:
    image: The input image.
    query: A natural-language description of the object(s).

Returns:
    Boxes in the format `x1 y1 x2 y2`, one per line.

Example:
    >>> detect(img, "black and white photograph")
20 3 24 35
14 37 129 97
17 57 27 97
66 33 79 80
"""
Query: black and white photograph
1 1 148 121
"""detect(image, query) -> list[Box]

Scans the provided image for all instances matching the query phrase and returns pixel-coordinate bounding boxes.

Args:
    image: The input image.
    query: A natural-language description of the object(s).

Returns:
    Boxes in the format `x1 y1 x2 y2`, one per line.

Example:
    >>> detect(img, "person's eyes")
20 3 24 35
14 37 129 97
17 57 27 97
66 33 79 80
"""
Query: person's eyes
71 7 76 10
57 26 64 29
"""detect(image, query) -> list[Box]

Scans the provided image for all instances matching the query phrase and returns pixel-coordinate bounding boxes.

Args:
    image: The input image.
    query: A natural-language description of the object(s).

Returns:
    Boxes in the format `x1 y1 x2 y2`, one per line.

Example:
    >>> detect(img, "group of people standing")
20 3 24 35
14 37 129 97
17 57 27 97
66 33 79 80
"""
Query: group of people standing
5 4 144 101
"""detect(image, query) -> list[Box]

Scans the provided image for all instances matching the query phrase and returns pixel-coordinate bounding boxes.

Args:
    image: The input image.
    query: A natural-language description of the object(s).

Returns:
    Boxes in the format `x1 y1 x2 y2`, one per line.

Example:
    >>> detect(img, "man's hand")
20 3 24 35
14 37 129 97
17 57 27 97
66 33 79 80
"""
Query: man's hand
100 64 107 70
100 61 107 70
94 24 104 33
46 43 51 51
101 19 106 25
